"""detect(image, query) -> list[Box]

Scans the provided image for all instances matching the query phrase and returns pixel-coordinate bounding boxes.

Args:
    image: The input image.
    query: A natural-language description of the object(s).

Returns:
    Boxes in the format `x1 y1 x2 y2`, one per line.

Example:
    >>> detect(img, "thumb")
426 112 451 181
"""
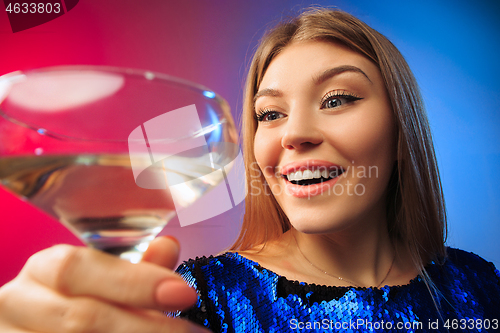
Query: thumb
141 236 180 270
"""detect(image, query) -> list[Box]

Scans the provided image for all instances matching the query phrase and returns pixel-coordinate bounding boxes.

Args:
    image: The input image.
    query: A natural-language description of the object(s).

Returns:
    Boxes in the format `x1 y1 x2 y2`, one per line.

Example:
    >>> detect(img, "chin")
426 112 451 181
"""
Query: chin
287 210 354 235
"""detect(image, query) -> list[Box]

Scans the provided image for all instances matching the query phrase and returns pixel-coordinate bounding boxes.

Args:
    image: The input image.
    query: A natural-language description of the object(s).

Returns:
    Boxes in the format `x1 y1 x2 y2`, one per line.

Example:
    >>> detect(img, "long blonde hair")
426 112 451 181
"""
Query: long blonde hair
230 8 447 274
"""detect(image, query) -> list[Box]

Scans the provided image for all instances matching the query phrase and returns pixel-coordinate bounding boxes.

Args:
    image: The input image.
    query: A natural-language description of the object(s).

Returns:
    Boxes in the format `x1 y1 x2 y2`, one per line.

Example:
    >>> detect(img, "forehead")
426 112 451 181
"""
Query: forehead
259 40 380 88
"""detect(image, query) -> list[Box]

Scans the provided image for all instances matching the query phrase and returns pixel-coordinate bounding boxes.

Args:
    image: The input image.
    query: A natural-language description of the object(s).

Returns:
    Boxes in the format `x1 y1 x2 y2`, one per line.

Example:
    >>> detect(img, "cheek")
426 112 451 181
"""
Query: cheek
253 128 281 179
331 106 396 168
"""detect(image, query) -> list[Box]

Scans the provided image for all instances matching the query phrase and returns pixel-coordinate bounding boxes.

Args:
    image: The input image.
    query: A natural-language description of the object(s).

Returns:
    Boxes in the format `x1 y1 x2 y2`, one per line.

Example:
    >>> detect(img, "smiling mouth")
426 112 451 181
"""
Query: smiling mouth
283 167 344 186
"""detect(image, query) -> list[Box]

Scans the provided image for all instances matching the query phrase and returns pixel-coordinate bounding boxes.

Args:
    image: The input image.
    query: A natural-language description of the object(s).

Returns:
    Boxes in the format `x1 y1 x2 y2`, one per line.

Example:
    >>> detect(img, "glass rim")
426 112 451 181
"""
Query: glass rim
0 65 227 102
0 65 234 144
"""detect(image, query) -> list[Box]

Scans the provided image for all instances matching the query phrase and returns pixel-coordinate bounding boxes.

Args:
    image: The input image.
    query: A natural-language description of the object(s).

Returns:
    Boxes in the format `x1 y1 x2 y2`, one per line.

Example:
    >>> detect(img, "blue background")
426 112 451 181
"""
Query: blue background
240 0 500 268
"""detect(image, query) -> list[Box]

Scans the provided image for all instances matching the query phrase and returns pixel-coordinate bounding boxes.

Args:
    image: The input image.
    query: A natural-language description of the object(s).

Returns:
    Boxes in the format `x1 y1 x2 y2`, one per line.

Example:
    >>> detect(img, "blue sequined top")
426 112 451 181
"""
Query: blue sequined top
176 248 500 332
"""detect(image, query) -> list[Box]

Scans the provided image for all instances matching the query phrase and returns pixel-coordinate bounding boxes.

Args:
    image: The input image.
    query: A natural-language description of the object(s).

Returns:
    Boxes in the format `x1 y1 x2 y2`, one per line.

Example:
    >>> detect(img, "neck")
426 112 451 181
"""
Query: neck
290 211 395 288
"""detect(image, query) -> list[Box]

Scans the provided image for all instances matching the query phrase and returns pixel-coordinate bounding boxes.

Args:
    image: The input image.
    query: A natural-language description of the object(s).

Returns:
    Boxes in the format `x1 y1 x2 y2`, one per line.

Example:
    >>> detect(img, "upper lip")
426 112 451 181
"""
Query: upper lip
279 159 343 176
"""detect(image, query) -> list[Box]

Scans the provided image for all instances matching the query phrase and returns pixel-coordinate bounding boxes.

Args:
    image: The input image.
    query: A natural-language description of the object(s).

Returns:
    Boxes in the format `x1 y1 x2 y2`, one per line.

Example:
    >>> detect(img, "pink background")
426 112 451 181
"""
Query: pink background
0 0 261 285
1 0 499 286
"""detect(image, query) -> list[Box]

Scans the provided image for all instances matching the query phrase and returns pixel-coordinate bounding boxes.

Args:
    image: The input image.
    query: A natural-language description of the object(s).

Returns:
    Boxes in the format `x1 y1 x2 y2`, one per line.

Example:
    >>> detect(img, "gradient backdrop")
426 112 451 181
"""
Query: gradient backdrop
1 0 499 286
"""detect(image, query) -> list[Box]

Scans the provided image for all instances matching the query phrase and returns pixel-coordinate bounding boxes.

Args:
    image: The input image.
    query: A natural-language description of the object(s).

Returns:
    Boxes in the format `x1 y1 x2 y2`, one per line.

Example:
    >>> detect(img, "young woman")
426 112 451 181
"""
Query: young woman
173 8 500 332
0 8 498 333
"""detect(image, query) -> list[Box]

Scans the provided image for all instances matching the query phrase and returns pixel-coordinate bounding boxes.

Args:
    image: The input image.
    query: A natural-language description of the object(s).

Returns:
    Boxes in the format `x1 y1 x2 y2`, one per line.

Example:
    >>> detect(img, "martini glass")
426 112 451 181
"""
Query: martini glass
0 66 239 263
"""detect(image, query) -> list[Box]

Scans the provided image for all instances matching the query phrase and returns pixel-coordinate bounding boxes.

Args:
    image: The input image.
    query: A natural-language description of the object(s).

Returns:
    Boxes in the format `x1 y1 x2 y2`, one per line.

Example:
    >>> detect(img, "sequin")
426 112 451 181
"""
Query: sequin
174 248 500 332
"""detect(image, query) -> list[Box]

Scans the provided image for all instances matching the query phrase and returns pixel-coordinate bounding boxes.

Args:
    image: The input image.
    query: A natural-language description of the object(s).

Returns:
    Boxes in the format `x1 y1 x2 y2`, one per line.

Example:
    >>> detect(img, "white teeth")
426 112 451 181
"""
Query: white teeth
292 170 302 181
287 169 330 182
302 170 313 179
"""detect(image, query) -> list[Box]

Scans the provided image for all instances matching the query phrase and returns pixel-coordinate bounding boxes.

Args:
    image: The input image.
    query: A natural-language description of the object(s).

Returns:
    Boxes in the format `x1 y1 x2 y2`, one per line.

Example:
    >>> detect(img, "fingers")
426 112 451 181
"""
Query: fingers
142 236 180 269
0 326 33 333
1 277 210 333
0 244 207 333
0 280 35 333
22 245 197 311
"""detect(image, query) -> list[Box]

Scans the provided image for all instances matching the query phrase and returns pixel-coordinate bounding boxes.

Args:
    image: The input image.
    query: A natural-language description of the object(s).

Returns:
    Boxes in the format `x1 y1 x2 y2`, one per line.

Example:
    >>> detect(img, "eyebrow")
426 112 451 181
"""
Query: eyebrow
313 65 372 85
253 65 372 104
253 88 283 104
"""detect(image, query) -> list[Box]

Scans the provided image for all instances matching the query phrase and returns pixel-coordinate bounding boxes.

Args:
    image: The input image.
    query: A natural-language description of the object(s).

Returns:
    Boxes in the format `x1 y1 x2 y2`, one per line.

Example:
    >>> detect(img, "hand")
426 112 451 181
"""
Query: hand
0 237 212 332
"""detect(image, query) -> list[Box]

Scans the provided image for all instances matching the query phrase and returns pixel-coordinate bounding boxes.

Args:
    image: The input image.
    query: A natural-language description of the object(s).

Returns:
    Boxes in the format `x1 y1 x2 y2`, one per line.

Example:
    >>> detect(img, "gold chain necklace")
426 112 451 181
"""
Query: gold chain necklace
293 234 395 288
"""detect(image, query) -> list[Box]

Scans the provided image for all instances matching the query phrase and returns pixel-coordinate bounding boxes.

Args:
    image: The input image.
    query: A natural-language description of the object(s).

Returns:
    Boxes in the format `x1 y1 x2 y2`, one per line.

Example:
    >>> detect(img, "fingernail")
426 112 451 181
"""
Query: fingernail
163 235 180 248
155 279 196 308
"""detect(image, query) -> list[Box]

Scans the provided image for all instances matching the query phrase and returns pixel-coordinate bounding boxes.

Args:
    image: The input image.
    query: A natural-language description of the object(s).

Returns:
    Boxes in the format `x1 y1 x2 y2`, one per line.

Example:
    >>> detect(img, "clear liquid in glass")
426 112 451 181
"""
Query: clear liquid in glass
0 154 222 262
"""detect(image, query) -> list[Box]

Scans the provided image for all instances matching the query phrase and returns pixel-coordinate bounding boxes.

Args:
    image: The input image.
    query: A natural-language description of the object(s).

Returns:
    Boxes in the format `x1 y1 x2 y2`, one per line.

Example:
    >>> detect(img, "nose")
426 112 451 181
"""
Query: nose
281 110 323 150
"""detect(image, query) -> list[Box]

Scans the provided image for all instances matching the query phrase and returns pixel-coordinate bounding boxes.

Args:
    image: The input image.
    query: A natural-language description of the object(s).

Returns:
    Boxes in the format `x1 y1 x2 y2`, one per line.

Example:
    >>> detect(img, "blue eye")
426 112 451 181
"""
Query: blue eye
255 109 285 122
321 90 363 109
323 97 344 108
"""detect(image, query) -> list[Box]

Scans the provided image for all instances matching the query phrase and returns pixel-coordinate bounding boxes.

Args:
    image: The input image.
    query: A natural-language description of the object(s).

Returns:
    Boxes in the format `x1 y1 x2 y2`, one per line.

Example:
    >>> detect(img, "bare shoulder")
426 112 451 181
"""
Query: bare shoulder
233 232 310 281
235 236 290 266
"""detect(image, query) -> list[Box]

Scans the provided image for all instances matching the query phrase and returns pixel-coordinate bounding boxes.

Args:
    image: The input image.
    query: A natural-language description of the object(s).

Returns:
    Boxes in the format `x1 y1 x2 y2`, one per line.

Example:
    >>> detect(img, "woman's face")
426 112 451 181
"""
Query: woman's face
253 41 396 234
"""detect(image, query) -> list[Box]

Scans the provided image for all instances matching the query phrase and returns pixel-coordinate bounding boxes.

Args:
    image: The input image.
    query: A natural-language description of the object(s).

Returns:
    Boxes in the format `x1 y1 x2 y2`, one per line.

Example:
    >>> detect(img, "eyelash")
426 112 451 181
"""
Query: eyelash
254 90 362 123
255 108 282 122
320 90 362 109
